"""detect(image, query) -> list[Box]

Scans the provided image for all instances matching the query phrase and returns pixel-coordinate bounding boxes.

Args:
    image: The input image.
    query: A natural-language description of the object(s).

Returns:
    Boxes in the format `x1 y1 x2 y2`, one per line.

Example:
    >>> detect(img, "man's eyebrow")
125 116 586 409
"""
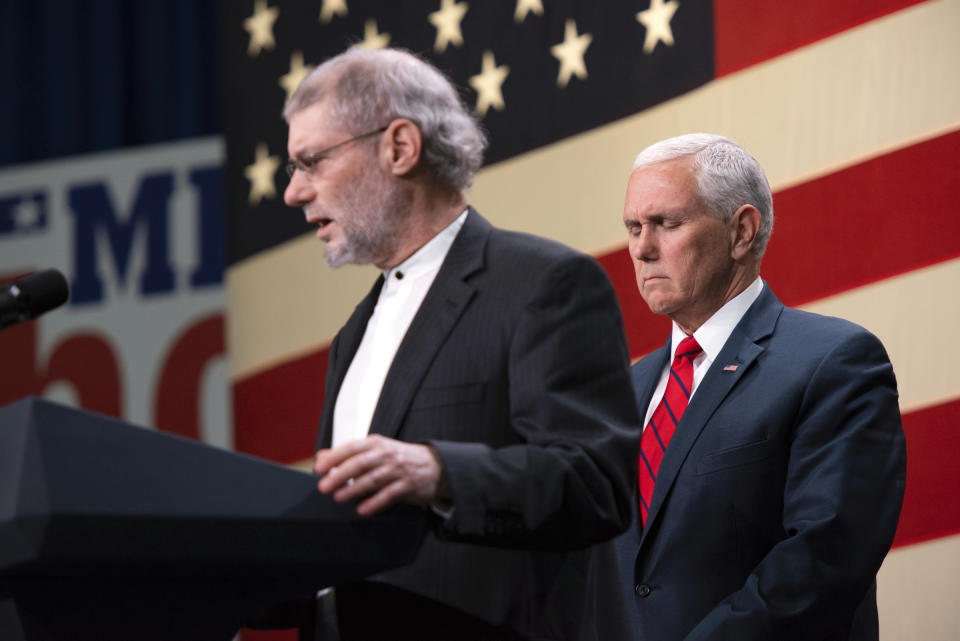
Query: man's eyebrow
291 149 320 165
625 213 669 226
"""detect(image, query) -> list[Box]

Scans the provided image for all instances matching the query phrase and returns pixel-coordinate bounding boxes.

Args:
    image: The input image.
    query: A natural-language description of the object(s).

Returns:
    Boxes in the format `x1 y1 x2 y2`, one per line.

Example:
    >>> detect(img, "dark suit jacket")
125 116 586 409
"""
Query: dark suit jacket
318 210 641 640
615 285 906 641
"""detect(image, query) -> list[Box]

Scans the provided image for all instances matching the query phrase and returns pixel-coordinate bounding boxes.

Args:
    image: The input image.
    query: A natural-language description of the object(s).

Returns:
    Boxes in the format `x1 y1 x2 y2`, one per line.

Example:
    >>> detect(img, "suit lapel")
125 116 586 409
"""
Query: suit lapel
632 340 671 413
316 276 384 449
367 209 489 439
639 286 784 546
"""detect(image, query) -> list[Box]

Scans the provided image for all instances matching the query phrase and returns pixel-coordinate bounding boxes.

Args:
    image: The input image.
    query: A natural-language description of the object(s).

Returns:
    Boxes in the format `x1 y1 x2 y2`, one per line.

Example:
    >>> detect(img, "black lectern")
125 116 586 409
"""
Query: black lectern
0 397 426 641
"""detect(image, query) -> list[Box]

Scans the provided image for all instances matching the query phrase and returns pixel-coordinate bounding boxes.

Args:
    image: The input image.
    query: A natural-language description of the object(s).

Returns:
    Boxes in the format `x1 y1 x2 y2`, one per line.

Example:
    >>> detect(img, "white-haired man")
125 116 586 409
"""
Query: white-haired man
281 47 640 640
615 133 906 640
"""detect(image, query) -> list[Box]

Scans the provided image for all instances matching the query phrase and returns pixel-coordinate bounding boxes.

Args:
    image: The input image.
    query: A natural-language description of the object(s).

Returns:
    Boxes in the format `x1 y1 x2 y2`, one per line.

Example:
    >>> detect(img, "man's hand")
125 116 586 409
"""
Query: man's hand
314 434 445 516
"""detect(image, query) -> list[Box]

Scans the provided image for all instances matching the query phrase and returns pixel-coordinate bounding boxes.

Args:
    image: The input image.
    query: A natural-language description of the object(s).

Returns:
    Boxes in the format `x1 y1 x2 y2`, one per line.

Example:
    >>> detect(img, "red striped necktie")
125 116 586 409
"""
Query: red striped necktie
638 335 703 526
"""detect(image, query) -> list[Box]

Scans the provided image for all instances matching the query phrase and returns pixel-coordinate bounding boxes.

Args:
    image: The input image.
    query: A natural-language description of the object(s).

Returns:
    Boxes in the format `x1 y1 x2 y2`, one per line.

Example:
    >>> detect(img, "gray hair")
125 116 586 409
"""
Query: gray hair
633 134 774 258
283 47 487 192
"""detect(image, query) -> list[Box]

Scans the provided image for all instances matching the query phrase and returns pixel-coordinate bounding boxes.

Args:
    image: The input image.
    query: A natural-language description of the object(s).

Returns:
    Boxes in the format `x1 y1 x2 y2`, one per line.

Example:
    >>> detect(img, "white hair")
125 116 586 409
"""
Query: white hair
633 133 774 258
284 47 486 192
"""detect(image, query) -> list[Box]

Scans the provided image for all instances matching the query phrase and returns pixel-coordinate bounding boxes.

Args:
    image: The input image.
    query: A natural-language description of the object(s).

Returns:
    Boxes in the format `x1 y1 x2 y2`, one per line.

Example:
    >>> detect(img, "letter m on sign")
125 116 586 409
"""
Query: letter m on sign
68 173 175 304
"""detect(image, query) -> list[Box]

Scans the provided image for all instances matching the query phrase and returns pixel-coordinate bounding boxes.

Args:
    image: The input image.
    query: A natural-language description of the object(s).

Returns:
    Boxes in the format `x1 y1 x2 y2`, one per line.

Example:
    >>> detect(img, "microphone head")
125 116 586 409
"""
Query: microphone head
15 269 70 318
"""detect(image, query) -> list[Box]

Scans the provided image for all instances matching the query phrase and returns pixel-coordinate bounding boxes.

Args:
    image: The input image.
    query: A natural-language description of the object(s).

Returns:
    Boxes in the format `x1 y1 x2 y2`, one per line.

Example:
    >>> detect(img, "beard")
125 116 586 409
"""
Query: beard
321 164 413 269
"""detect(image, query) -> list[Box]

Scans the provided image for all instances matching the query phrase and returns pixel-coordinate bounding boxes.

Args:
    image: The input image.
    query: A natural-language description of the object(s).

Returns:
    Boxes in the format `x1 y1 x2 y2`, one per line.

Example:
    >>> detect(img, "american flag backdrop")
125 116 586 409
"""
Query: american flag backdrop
217 1 960 639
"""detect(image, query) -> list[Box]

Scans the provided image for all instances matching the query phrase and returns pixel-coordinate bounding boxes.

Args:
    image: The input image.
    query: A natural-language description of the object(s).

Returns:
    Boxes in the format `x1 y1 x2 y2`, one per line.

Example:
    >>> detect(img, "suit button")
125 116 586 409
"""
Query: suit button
635 584 651 597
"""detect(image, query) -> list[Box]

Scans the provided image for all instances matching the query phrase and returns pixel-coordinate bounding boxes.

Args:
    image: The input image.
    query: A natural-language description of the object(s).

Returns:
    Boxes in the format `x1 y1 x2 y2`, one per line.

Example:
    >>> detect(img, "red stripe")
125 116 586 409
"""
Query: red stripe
232 348 329 463
713 0 929 76
763 130 960 306
599 129 960 360
893 398 960 548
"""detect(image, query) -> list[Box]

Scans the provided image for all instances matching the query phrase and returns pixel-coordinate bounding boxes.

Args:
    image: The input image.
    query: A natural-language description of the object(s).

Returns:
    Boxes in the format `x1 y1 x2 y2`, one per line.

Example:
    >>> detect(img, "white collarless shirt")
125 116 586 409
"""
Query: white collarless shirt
331 210 469 449
643 277 764 427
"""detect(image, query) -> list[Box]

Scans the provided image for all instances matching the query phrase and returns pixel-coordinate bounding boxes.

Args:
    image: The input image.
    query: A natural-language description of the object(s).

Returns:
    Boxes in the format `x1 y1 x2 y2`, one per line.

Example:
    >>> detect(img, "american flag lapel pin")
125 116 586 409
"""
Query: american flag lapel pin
723 364 739 372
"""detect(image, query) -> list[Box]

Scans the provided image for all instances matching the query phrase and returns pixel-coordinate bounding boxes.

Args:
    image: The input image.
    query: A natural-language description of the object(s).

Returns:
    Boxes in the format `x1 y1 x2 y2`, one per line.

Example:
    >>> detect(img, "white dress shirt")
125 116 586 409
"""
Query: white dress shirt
332 210 469 448
642 277 764 427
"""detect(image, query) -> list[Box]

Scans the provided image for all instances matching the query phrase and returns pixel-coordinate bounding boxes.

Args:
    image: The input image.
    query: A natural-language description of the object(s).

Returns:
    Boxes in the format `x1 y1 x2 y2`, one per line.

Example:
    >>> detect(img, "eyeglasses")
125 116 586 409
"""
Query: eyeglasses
285 125 388 179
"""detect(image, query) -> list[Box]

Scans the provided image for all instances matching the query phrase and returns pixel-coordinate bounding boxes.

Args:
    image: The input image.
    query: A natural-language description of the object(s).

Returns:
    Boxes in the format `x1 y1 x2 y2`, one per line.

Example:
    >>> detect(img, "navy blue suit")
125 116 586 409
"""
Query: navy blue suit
616 285 906 641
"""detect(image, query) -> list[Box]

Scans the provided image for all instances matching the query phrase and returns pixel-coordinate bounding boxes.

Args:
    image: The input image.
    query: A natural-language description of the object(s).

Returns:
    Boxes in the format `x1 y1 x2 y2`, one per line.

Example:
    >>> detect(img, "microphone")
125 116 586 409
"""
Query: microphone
0 269 70 330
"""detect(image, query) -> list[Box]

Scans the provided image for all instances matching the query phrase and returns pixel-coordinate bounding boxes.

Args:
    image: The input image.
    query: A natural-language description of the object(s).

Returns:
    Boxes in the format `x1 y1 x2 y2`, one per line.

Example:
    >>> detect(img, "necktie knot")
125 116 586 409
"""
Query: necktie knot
675 335 702 362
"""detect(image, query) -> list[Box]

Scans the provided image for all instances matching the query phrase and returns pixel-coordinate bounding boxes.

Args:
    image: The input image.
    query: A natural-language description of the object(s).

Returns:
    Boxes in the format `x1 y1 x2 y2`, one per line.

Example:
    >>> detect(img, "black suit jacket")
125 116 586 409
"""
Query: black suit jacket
319 210 641 640
614 285 906 641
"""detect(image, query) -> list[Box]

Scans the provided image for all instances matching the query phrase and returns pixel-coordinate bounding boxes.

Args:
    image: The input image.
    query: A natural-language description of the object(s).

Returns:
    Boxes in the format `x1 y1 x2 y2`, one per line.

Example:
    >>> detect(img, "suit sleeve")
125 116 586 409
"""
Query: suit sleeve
684 329 906 640
430 254 641 550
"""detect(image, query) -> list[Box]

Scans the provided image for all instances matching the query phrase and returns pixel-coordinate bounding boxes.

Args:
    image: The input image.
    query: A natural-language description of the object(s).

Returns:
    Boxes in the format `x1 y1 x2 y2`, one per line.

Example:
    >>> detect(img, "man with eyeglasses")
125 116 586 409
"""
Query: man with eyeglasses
280 47 640 641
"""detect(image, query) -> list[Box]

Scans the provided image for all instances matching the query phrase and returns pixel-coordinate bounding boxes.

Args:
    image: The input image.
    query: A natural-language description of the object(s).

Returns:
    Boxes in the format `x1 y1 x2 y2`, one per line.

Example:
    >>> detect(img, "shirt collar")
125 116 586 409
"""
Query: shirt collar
382 209 469 283
670 277 764 361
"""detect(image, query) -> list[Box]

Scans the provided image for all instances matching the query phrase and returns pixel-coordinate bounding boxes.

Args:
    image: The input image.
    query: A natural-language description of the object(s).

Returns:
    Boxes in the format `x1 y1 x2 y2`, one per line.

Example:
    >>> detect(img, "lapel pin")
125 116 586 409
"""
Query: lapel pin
723 364 739 372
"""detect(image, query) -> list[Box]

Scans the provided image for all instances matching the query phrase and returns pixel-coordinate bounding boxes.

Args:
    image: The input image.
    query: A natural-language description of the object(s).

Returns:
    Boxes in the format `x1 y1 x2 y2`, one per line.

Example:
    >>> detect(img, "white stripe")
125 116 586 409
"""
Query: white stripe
226 237 379 379
878 533 960 641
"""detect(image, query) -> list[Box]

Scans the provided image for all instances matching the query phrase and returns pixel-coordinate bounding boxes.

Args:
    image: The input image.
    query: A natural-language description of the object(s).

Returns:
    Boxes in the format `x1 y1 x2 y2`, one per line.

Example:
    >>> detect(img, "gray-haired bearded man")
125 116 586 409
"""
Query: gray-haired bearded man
281 46 640 641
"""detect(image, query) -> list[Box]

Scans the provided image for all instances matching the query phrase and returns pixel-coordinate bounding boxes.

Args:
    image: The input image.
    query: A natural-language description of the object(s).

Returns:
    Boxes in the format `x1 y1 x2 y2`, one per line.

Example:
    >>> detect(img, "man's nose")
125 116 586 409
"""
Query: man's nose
283 171 314 207
633 228 658 261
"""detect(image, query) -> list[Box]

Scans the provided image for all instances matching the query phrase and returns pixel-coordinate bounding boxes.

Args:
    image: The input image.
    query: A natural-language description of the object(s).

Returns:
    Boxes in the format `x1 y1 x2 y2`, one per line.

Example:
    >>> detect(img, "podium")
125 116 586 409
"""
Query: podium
0 397 427 640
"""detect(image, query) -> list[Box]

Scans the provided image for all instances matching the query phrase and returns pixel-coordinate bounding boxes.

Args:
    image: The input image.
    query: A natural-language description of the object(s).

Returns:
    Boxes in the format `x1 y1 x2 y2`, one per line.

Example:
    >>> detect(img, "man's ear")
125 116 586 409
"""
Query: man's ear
730 204 761 260
381 118 422 177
